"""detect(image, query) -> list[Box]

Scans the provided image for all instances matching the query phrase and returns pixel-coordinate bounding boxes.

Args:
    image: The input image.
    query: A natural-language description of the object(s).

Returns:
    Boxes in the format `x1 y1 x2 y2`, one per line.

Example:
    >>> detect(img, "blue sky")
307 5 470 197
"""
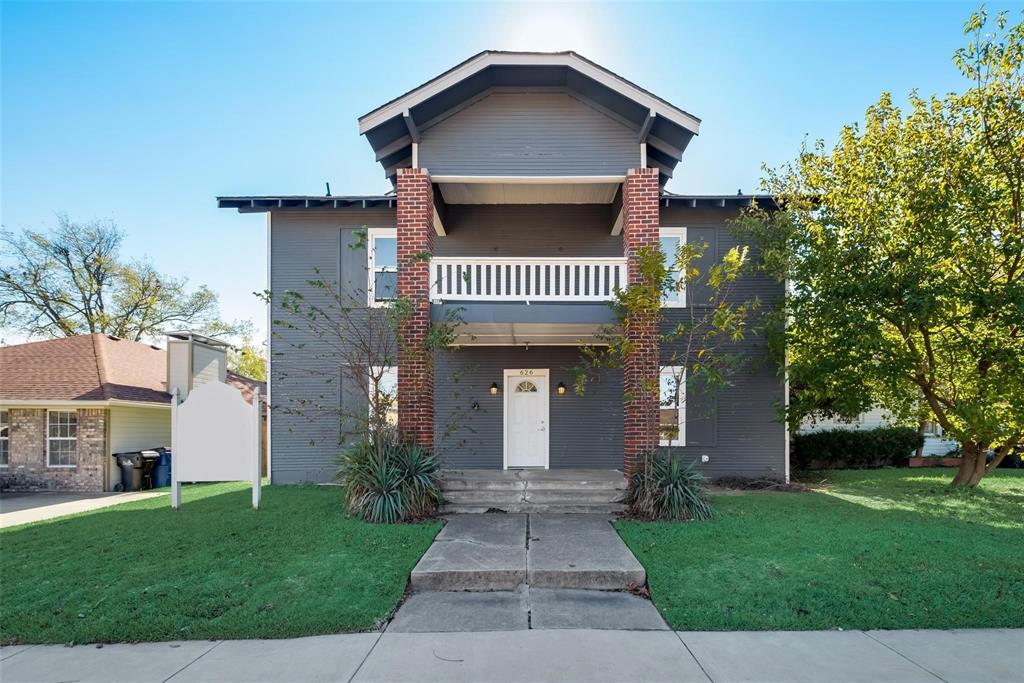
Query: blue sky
2 1 1007 341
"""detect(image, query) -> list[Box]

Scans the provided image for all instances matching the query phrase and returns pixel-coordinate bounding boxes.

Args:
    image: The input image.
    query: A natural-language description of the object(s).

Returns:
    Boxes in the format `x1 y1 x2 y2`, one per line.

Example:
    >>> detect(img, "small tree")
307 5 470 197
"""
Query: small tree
0 216 234 341
574 237 760 521
227 330 267 381
261 228 462 467
575 240 759 440
735 8 1024 487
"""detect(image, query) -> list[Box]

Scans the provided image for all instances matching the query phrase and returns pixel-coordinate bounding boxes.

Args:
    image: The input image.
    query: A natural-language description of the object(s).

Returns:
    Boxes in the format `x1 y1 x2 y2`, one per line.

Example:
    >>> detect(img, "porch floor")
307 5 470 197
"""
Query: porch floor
439 469 627 515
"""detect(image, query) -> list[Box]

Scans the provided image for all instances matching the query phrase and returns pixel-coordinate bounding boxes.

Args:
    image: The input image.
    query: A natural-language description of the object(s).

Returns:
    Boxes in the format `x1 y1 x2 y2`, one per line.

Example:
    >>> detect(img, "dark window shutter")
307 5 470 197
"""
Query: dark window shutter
686 375 718 448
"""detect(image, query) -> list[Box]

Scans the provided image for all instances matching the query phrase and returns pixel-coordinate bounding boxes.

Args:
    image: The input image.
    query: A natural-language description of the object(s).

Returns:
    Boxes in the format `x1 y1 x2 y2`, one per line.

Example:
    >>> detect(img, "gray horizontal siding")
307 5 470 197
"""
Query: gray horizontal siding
265 205 785 481
419 92 639 176
659 207 787 480
268 209 396 484
434 204 622 258
435 346 623 470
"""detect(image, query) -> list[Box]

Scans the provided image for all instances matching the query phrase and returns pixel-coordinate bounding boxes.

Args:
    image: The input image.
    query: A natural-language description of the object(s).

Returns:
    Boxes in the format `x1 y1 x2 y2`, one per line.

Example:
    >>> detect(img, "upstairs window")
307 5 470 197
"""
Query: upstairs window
0 410 9 467
368 228 398 305
47 410 78 467
659 227 687 307
659 366 686 446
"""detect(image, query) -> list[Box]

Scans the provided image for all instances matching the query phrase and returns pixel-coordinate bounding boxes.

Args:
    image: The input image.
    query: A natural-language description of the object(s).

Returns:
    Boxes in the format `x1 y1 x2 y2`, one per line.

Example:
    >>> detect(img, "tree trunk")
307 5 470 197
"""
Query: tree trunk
915 421 926 459
952 442 988 487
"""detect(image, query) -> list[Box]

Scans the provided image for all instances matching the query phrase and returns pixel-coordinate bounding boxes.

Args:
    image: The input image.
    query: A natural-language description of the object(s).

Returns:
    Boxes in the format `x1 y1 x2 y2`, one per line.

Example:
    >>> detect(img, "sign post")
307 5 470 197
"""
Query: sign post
170 382 261 510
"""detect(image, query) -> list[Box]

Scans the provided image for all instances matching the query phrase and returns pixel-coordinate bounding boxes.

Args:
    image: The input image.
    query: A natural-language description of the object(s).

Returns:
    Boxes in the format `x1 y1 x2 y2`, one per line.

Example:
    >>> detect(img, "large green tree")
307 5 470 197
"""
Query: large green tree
736 9 1024 486
1 216 235 342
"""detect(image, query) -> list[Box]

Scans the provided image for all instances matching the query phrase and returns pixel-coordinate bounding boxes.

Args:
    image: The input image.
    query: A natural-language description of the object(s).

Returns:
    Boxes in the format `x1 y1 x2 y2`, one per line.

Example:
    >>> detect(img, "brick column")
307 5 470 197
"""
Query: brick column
395 167 435 450
622 167 661 474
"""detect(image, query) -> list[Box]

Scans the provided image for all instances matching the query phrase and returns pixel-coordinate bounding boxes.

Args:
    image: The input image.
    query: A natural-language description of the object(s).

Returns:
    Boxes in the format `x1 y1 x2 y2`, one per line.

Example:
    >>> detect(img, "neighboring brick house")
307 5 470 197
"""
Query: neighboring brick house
220 51 788 485
0 333 264 491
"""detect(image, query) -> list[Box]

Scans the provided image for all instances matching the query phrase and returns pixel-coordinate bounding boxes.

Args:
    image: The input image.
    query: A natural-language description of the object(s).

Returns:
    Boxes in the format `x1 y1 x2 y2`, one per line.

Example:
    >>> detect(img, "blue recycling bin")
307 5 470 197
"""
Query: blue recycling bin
152 449 172 488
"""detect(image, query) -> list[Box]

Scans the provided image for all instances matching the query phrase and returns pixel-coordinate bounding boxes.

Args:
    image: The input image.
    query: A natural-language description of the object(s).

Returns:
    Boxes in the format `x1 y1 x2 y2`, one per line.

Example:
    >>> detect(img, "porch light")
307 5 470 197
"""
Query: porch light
490 382 499 395
557 382 566 395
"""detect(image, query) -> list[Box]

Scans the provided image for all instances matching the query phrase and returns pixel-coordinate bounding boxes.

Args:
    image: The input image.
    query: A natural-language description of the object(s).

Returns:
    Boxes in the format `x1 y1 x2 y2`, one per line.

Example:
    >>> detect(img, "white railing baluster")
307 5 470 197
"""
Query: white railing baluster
428 257 627 302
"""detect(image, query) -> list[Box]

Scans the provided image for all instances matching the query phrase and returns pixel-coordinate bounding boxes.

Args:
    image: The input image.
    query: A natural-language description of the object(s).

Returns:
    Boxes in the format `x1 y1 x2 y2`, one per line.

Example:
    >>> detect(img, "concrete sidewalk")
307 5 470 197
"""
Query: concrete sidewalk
2 628 1020 683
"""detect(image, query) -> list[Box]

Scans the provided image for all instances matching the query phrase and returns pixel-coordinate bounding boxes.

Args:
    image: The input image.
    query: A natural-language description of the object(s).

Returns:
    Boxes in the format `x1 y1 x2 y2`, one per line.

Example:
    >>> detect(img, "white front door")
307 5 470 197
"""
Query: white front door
504 369 549 468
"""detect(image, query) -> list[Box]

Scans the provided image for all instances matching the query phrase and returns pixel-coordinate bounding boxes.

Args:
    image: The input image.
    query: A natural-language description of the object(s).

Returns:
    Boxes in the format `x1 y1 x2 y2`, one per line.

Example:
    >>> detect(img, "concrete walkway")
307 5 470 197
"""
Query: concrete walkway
2 629 1021 682
400 512 662 632
409 513 645 590
0 491 165 528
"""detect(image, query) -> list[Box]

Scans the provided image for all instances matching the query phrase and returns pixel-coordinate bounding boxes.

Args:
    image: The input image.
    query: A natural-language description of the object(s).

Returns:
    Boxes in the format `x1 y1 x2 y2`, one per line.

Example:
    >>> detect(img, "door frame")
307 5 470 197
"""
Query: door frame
502 368 550 470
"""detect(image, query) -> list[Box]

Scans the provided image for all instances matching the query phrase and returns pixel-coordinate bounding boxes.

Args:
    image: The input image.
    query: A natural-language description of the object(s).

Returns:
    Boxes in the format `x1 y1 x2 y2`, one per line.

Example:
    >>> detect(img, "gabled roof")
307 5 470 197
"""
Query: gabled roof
0 334 170 404
0 334 266 406
359 51 700 184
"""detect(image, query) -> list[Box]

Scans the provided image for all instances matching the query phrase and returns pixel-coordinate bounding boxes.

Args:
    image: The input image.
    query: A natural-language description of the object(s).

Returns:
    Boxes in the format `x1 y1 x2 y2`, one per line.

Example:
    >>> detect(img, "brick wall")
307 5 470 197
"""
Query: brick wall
622 167 661 474
395 167 435 450
0 408 107 492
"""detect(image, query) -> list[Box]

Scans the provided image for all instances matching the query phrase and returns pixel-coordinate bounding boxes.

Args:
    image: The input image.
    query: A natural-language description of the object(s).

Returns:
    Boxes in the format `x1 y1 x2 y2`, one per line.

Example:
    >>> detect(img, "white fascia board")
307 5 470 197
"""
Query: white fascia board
0 399 169 409
611 207 625 236
432 205 446 236
358 53 700 135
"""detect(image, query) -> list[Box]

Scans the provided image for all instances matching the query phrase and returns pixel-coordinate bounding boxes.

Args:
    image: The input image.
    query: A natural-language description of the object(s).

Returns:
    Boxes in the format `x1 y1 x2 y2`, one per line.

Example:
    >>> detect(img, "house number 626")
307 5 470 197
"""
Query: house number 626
519 369 535 376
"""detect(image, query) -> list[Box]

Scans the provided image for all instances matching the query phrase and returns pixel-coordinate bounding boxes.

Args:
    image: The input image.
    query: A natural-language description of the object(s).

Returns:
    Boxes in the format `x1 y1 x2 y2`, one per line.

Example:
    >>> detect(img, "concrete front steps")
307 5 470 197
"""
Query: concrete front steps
440 469 627 515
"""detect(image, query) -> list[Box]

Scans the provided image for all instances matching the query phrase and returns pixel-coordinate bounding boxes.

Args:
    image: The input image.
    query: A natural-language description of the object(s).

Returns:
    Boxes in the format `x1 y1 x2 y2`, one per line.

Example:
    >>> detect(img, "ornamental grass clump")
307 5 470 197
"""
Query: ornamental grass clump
335 431 443 523
624 451 713 521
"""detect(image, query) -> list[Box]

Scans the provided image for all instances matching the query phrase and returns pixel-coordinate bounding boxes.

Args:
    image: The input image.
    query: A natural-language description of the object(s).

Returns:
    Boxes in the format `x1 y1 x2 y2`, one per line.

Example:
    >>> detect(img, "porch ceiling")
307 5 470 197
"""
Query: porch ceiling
452 322 611 346
435 177 621 205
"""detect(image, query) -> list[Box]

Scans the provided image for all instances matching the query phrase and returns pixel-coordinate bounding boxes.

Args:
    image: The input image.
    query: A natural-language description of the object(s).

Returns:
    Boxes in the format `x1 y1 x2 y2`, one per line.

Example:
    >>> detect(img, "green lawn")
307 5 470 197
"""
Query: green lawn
0 483 441 644
616 468 1024 631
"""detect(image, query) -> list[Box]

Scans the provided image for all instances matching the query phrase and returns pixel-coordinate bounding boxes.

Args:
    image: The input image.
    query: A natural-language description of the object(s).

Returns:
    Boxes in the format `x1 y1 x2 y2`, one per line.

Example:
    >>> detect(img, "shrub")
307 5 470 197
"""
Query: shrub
335 431 442 523
791 426 924 471
624 451 713 521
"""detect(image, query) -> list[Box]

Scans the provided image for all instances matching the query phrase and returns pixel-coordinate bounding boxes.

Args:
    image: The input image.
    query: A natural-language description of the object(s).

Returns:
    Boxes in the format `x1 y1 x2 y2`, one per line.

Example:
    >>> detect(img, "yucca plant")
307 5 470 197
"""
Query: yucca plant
335 430 442 523
624 451 713 521
394 442 443 519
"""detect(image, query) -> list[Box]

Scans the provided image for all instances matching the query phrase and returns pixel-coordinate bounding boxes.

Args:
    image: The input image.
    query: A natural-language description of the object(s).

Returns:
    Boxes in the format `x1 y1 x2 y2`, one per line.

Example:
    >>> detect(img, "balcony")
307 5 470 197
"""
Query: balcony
429 257 627 303
428 257 624 345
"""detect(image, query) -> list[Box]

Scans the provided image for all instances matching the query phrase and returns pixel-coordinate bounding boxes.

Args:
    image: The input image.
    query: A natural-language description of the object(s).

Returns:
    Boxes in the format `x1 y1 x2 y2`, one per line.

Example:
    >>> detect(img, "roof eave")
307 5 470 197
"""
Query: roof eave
357 51 700 137
216 196 397 213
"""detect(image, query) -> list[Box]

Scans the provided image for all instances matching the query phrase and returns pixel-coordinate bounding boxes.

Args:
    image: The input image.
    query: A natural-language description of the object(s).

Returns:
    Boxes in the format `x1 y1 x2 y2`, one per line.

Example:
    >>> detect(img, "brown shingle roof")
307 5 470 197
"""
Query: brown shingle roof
0 334 267 406
0 334 170 403
226 371 266 406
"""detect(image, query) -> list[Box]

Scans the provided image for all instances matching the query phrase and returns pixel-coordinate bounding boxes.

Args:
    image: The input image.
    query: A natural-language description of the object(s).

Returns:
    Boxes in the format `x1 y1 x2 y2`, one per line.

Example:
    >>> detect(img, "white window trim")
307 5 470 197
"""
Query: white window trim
0 409 9 467
659 366 686 447
368 365 398 425
46 409 78 468
660 226 688 308
367 228 398 307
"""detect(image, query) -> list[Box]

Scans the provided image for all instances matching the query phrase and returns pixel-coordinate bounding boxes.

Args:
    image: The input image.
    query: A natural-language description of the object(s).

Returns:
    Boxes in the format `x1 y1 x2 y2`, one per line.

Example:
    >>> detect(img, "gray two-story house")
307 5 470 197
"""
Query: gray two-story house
220 51 787 498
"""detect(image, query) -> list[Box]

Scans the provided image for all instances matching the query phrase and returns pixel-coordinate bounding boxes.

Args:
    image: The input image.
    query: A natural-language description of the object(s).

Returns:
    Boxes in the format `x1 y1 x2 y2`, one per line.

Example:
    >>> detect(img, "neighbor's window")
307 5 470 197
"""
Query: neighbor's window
370 366 398 427
0 410 9 467
47 410 78 467
368 228 398 305
659 366 686 446
659 227 687 307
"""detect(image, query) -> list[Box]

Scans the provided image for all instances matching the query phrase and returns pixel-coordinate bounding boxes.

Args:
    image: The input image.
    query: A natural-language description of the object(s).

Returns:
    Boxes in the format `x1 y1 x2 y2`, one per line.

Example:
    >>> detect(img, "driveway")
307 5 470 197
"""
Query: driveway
0 490 164 528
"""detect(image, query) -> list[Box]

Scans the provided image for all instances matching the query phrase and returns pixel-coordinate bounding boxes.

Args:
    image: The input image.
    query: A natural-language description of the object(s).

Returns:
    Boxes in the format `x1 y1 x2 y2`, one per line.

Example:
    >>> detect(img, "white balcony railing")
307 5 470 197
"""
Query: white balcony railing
429 257 627 303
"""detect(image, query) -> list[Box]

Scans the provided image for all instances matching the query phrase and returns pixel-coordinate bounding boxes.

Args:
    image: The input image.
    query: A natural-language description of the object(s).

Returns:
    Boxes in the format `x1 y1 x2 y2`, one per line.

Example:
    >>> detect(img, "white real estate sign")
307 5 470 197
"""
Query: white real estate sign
171 381 261 509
